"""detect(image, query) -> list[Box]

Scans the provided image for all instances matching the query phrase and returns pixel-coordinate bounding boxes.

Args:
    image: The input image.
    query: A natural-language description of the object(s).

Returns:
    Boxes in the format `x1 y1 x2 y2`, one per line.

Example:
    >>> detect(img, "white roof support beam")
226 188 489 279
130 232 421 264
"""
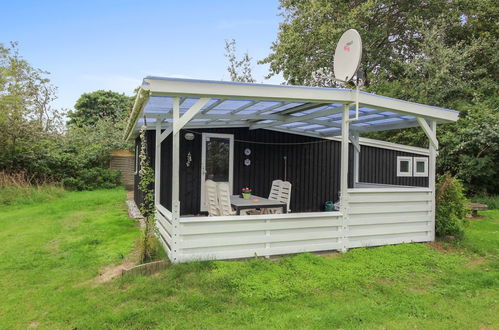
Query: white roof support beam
173 97 211 135
229 100 259 115
417 117 439 150
253 101 292 115
158 125 173 144
353 119 420 133
201 98 225 114
349 132 361 153
250 107 344 131
277 102 331 115
350 132 360 184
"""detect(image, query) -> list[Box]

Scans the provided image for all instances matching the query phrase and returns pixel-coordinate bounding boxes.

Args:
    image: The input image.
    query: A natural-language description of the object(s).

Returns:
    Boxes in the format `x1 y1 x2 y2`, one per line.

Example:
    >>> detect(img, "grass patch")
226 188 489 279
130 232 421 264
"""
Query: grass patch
0 190 497 329
0 185 66 206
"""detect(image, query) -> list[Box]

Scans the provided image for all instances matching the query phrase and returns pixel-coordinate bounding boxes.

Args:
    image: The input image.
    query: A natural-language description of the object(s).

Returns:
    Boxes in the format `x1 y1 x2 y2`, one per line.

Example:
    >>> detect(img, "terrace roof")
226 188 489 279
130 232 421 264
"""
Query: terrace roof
125 76 459 141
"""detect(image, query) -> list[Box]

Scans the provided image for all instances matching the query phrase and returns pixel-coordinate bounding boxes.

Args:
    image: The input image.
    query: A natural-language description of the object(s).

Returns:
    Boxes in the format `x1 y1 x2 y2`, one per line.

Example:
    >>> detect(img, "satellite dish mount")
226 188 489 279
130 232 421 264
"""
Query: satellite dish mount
333 29 363 121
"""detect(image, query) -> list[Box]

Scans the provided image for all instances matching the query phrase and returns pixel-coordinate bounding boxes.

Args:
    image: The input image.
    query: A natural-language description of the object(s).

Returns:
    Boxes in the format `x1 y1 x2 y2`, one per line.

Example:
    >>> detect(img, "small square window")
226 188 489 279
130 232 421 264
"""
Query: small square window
397 156 413 177
413 157 429 177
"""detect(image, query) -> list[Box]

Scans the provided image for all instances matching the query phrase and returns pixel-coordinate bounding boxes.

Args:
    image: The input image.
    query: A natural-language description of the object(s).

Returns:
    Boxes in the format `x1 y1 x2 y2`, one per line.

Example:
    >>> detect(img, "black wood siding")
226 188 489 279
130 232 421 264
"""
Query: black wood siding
134 128 428 215
358 145 429 187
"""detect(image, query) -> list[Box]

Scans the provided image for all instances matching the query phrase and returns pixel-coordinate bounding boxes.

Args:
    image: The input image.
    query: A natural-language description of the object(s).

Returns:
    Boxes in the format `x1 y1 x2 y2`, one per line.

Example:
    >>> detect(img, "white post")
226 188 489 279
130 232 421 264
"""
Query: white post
350 132 360 184
340 104 350 252
428 120 437 241
154 121 161 207
171 97 180 262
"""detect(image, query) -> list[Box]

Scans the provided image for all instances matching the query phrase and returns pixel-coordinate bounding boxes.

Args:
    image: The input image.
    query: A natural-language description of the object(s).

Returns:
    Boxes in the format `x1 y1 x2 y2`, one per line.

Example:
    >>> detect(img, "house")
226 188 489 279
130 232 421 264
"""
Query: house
125 77 459 263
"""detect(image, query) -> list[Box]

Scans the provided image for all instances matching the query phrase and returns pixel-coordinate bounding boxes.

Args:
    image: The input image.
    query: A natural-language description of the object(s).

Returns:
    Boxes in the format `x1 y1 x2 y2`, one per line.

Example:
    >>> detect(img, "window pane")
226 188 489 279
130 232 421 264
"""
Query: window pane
416 161 425 173
400 160 409 172
205 137 230 182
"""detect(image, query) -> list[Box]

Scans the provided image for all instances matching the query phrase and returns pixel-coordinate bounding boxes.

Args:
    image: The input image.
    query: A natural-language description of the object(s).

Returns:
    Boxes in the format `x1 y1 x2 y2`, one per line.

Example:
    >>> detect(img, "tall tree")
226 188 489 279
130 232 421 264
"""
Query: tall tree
0 42 63 179
261 0 499 194
67 90 132 127
224 39 256 83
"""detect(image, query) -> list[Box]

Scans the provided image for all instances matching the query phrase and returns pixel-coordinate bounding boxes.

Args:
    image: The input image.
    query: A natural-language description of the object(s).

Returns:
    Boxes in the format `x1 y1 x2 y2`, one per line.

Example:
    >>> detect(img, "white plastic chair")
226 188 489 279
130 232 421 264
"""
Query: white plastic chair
262 180 291 214
205 180 220 216
217 182 236 216
278 181 292 213
268 179 283 201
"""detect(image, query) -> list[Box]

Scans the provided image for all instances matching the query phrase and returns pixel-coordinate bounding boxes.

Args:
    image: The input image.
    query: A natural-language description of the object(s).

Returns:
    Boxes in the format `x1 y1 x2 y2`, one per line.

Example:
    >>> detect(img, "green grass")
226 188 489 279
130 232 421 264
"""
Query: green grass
0 185 66 206
0 189 498 329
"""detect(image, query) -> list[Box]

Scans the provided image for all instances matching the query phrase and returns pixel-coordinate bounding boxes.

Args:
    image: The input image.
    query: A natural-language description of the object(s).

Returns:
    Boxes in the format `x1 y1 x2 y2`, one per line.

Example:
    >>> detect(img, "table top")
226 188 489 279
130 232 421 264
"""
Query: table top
230 195 286 208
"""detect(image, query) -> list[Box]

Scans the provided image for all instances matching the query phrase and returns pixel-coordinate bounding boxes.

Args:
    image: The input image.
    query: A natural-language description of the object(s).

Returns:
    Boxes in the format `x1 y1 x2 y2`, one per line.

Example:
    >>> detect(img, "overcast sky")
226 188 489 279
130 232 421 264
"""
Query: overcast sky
1 0 283 110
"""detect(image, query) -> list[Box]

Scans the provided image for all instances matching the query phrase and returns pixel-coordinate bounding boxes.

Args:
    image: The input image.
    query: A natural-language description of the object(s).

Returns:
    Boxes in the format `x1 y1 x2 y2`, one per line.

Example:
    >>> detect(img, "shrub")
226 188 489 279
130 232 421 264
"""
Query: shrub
435 173 469 240
63 168 121 191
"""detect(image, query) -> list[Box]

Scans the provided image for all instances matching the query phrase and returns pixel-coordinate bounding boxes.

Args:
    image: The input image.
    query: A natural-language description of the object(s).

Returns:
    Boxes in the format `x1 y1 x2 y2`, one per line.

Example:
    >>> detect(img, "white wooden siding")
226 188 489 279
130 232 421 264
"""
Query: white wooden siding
156 189 434 263
177 212 343 262
156 205 173 260
346 188 433 249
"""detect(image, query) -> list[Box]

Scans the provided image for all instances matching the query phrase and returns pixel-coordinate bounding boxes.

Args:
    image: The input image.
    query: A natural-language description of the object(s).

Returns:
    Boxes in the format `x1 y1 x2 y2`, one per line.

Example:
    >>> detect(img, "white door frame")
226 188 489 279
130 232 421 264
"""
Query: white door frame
200 133 234 211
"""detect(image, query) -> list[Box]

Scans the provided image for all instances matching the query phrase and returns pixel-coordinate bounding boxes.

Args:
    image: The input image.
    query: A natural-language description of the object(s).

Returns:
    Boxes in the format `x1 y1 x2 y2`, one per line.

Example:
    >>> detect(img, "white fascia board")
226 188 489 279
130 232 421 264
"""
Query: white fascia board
357 93 459 122
143 77 353 104
124 88 150 141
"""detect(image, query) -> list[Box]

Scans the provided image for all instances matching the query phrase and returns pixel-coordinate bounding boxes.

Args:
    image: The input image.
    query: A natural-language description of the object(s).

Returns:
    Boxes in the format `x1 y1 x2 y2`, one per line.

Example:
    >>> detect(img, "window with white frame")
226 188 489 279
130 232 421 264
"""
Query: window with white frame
413 157 429 177
397 156 413 177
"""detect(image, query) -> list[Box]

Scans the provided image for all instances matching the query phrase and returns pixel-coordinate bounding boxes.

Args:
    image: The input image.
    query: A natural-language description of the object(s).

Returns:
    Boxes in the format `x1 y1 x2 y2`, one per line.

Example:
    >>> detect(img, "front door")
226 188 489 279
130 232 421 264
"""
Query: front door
200 133 234 211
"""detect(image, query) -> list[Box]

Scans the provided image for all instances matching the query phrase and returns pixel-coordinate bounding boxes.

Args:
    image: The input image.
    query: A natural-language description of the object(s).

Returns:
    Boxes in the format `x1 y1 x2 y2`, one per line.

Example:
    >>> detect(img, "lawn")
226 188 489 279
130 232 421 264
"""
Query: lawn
0 189 497 329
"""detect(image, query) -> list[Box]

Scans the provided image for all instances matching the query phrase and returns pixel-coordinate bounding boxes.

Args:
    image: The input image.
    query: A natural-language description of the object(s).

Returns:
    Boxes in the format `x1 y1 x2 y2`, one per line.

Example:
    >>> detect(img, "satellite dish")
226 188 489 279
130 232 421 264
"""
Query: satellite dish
333 29 362 82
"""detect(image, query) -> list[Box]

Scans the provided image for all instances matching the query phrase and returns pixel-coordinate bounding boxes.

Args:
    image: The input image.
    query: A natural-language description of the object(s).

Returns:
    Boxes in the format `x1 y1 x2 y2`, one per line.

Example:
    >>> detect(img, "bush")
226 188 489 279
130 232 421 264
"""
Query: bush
63 168 121 191
435 173 469 239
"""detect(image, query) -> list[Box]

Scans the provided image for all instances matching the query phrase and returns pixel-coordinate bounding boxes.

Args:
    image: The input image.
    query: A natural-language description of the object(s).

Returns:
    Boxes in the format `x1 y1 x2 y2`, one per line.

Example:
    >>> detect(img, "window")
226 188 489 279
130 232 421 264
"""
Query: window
413 157 429 177
397 156 413 177
134 144 139 174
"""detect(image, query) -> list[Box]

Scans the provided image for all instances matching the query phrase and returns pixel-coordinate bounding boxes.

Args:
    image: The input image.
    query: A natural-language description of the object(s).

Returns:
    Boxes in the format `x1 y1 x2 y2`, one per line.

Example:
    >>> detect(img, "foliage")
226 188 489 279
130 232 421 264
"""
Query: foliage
62 168 121 191
262 0 499 194
470 195 499 210
0 42 64 183
0 189 498 328
0 42 133 189
137 126 158 262
67 90 132 127
439 106 499 195
435 173 469 239
224 39 255 83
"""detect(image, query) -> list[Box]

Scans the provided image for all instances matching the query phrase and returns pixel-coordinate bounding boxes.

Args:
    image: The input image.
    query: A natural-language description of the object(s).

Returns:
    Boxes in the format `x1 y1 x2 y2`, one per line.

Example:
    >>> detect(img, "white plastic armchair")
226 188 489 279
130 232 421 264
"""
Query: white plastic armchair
205 180 220 216
217 182 236 216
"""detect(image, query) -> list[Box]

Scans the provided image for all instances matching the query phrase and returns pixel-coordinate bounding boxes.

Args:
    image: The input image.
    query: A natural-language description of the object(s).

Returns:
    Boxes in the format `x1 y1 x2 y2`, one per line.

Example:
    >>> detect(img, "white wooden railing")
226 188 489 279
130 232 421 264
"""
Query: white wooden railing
346 188 434 248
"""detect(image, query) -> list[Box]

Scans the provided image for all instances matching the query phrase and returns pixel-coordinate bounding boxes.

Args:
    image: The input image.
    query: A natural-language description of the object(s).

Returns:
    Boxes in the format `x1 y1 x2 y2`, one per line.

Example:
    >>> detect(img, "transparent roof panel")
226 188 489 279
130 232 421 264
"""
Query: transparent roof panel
138 94 429 137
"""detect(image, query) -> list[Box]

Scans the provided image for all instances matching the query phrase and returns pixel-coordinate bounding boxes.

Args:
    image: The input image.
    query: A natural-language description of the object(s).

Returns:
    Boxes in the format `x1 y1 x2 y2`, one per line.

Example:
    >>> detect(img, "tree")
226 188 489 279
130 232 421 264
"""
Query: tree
261 0 458 87
0 42 64 181
261 0 499 194
67 90 132 127
224 39 256 83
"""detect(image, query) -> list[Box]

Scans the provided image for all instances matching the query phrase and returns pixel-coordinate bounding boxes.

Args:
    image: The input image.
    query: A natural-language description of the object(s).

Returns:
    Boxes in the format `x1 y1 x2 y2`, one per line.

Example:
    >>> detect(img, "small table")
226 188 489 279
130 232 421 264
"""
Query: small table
230 195 287 215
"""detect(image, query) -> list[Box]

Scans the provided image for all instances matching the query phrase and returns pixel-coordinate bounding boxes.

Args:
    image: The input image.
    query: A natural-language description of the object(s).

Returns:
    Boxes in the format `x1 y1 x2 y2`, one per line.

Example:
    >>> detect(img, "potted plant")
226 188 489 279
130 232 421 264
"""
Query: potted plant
241 187 252 199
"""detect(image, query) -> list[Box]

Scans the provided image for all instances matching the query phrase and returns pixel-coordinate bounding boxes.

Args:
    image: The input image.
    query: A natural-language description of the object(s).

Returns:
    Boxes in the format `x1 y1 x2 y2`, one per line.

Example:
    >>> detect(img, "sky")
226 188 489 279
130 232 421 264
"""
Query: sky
0 0 283 111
